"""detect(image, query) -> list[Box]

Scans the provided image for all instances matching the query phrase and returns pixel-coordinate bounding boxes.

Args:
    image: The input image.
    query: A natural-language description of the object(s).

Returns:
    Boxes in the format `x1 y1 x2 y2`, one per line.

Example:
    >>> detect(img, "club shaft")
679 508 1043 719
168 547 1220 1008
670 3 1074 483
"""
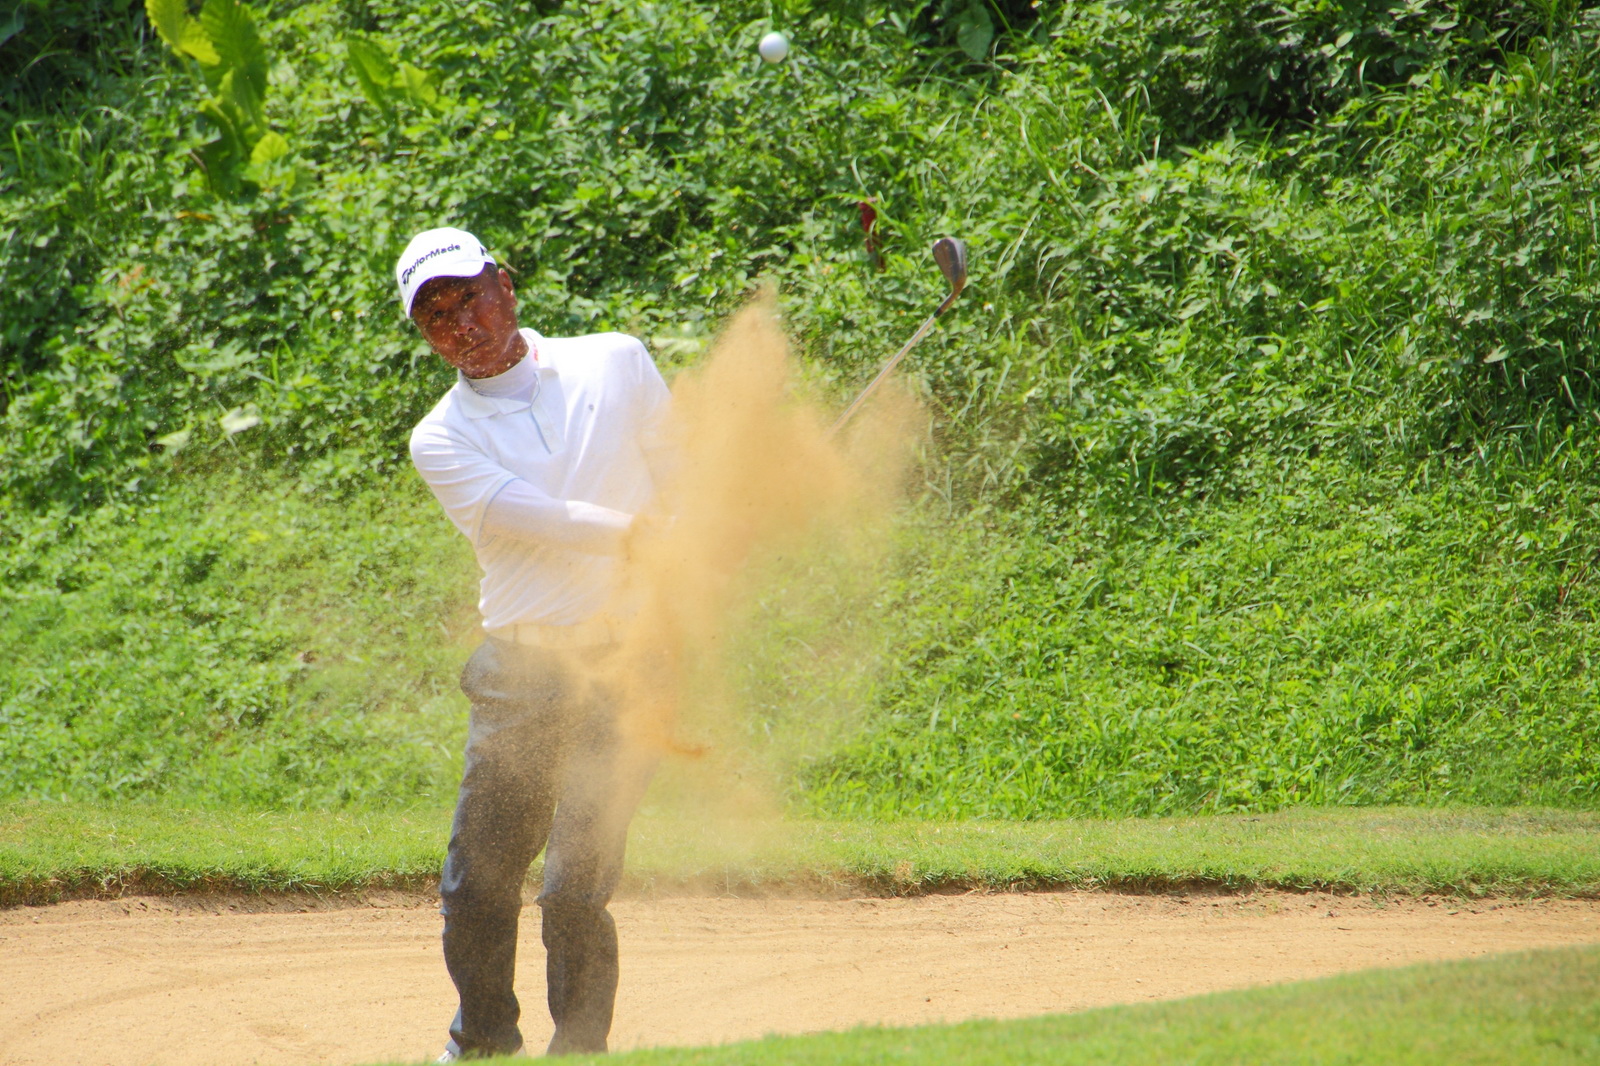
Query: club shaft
830 237 966 438
829 308 943 437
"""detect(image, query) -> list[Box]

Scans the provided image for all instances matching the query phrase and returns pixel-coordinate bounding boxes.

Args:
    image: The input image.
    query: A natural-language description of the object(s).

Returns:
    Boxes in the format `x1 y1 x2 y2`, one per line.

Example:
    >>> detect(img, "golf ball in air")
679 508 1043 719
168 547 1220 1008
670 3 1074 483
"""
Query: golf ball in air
759 32 789 64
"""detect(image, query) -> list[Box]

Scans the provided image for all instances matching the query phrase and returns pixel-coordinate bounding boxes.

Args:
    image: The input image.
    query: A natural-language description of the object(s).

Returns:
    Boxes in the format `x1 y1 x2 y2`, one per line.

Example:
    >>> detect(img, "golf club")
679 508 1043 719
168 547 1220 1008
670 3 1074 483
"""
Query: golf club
830 236 968 436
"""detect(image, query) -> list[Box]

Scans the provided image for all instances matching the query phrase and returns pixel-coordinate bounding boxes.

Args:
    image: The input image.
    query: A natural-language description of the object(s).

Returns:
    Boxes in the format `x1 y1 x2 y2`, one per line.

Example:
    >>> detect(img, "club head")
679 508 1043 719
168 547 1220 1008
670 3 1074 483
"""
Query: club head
830 236 969 437
933 237 968 301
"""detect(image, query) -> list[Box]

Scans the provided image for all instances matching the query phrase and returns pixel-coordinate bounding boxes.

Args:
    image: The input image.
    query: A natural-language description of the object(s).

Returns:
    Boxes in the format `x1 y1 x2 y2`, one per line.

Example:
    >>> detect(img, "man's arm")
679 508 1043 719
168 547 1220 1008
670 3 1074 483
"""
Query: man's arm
480 479 633 554
410 420 633 555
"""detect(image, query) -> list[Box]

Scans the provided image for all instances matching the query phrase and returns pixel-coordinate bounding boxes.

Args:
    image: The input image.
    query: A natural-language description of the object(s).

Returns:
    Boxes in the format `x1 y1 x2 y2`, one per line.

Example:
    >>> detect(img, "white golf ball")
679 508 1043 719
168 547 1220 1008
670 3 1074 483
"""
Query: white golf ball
759 32 789 64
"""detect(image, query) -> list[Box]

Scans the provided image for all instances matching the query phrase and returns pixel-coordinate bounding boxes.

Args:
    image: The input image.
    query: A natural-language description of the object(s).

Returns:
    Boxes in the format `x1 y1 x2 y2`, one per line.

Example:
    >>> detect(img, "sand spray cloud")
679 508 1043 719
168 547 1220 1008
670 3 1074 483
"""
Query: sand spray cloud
601 291 921 822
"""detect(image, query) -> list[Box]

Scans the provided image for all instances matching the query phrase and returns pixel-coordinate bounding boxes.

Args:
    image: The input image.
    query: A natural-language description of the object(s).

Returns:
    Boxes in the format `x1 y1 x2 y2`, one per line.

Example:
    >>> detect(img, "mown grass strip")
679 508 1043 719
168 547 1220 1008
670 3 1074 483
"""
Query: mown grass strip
2 803 1596 906
740 807 1600 897
415 945 1600 1066
0 805 446 905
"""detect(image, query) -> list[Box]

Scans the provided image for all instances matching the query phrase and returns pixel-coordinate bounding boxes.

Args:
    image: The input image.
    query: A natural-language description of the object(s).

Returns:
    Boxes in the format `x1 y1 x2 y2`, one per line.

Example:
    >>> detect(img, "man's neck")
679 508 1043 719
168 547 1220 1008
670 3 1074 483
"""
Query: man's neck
466 330 531 381
464 333 540 399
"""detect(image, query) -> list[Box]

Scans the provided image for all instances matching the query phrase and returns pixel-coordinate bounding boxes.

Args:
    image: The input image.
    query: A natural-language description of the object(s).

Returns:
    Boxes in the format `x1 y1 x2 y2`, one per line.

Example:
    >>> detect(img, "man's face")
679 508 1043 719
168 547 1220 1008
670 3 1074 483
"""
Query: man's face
410 265 527 378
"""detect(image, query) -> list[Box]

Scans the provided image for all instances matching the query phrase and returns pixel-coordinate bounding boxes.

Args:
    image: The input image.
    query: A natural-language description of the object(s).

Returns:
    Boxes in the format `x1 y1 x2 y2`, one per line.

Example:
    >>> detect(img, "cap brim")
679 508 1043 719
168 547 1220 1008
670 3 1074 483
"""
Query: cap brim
402 258 496 316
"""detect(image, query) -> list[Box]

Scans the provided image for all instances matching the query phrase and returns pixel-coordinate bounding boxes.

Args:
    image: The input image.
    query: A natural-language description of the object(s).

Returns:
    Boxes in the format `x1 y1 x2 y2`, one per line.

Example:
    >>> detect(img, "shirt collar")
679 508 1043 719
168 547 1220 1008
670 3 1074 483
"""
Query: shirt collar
455 329 555 419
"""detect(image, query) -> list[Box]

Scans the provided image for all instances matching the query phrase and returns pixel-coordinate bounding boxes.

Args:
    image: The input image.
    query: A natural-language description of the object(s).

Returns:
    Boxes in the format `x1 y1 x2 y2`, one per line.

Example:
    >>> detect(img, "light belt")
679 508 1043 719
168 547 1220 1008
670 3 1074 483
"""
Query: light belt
486 614 622 650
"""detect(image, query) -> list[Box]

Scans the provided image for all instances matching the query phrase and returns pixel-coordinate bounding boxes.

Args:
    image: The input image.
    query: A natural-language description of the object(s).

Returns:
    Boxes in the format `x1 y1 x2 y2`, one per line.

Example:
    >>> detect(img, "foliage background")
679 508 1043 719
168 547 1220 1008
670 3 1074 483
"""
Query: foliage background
4 0 1600 814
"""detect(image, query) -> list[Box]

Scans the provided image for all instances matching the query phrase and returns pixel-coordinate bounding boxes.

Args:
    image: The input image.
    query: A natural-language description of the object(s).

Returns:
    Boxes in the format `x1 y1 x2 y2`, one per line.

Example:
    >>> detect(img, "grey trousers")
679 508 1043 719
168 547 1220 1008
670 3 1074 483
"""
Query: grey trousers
441 637 655 1058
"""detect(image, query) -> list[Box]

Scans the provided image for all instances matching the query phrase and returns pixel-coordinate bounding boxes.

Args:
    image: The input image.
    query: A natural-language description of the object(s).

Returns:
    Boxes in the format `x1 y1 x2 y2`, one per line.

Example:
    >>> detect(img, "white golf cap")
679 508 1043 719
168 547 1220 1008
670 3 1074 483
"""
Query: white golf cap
395 227 497 315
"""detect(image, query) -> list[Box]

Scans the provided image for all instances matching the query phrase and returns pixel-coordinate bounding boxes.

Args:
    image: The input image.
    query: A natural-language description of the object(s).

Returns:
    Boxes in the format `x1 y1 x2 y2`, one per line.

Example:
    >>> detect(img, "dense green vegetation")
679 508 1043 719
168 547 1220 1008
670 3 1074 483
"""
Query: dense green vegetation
402 947 1600 1066
5 0 1600 815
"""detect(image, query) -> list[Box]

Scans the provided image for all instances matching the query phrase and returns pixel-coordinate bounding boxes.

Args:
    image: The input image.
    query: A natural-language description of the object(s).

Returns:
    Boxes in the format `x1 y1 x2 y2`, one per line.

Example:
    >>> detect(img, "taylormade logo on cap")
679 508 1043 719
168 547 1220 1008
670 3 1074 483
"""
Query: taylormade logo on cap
400 243 461 286
396 227 497 315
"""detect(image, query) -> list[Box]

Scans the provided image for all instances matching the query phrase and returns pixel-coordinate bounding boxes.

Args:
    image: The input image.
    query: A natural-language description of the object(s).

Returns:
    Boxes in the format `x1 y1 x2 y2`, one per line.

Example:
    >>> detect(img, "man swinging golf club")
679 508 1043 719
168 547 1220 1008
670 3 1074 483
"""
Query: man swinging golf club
398 227 672 1060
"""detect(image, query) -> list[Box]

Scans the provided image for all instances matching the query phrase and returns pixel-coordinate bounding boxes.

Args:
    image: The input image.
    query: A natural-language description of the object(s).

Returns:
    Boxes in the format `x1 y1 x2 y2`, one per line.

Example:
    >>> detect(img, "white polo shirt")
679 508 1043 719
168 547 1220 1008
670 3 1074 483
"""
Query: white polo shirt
409 328 671 630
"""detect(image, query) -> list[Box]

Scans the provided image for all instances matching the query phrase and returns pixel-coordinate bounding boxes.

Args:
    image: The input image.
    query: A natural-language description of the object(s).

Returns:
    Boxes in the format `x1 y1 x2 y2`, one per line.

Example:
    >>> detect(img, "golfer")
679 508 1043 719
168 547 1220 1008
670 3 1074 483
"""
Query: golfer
398 227 672 1060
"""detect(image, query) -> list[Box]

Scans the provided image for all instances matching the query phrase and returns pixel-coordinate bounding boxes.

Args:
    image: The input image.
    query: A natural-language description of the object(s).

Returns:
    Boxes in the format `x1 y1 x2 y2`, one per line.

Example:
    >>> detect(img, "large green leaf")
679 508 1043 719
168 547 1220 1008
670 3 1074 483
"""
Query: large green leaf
200 0 266 98
345 34 396 113
398 63 443 113
244 129 295 190
198 84 245 160
146 0 221 64
248 130 288 166
179 17 220 66
144 0 186 52
217 60 266 137
954 1 994 61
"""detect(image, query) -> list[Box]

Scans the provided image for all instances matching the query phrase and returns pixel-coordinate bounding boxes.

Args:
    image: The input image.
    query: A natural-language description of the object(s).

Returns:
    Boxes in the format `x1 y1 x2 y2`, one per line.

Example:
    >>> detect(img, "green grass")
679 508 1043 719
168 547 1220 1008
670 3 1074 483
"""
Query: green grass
3 804 1596 906
12 454 1600 826
8 3 1600 825
9 3 1600 827
411 946 1600 1066
808 455 1600 819
0 468 478 809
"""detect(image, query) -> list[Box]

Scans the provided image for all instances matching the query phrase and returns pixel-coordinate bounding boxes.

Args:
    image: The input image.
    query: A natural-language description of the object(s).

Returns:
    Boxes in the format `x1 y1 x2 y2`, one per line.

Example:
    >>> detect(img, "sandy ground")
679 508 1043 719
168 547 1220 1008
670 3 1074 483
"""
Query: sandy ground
2 889 1598 1066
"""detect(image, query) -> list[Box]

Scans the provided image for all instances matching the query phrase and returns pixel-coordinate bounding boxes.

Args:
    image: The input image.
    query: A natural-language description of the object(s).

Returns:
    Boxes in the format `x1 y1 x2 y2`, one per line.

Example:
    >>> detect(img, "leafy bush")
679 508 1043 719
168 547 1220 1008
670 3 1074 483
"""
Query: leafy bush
1053 0 1591 139
144 0 291 197
8 0 1599 514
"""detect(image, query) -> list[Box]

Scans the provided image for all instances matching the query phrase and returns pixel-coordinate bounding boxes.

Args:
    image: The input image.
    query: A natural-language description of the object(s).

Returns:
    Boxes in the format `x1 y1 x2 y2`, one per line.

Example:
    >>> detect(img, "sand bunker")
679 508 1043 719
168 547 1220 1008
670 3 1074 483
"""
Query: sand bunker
2 889 1598 1065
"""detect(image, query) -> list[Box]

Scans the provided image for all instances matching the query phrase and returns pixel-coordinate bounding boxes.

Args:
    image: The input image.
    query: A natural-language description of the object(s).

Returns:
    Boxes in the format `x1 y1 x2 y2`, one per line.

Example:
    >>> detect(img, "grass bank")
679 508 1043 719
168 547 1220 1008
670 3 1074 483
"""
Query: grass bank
426 946 1600 1066
11 457 1600 824
9 4 1600 822
0 470 476 809
810 454 1600 819
3 804 1595 907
